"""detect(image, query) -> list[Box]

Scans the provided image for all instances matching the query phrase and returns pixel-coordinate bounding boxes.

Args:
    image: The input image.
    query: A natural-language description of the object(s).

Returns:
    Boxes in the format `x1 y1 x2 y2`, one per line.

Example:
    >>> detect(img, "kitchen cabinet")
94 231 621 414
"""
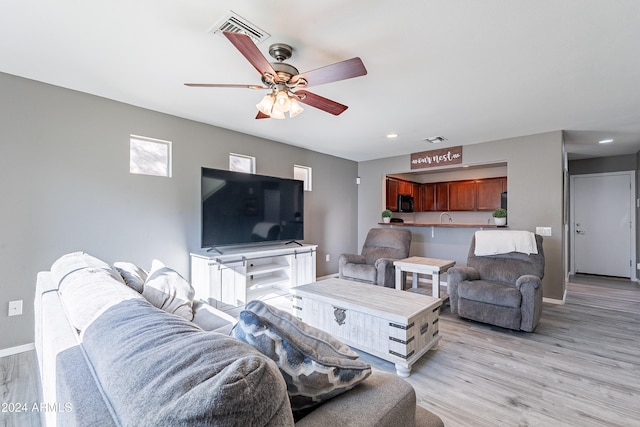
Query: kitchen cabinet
387 177 419 211
477 177 506 210
447 177 506 211
419 183 449 212
420 184 436 211
398 180 416 196
387 176 505 212
448 181 477 211
386 178 399 211
435 183 449 211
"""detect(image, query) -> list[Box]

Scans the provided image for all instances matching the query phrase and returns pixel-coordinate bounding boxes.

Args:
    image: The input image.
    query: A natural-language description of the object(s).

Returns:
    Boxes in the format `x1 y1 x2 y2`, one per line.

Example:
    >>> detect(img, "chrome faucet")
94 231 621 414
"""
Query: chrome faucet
439 212 452 223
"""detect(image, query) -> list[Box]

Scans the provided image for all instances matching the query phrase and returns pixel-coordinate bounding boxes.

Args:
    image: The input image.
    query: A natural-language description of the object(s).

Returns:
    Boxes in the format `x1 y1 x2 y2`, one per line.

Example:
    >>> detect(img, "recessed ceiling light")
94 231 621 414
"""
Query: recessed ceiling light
598 139 613 144
386 133 398 139
423 136 447 144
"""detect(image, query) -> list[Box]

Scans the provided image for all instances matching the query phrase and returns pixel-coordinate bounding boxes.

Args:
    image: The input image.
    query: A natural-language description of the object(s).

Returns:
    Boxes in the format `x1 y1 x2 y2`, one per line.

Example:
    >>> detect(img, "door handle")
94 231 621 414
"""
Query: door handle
576 229 585 234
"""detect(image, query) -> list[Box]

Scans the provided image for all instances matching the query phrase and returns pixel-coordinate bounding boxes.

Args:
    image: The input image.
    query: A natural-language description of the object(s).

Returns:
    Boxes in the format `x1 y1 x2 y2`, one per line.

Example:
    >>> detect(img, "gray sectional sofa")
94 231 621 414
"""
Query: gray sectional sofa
34 252 444 426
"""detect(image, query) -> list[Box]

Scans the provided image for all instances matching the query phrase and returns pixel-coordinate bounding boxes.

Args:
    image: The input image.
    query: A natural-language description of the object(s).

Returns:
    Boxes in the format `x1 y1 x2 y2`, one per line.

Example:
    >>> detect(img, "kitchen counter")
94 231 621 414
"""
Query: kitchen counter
379 222 504 228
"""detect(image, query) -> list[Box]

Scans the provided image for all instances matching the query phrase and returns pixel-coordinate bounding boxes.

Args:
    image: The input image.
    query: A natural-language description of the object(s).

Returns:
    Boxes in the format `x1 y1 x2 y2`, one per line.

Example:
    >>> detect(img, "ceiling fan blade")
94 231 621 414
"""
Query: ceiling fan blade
295 90 348 115
256 111 271 119
184 83 266 89
223 32 279 82
292 57 367 87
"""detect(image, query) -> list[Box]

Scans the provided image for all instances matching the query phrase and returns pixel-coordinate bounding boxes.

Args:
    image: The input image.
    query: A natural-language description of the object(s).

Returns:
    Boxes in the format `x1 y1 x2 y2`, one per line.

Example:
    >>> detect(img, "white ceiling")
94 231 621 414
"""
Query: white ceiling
2 0 640 162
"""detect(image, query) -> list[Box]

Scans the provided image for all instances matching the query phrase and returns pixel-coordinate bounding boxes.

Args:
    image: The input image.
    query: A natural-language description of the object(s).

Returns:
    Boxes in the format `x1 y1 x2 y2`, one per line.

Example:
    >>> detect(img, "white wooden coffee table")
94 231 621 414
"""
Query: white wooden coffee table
291 278 442 377
394 257 456 298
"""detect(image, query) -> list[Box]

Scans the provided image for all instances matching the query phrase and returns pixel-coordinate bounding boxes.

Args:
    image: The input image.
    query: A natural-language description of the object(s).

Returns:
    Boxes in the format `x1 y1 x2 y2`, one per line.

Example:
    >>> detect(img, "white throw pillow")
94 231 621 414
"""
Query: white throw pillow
142 264 195 321
113 262 148 293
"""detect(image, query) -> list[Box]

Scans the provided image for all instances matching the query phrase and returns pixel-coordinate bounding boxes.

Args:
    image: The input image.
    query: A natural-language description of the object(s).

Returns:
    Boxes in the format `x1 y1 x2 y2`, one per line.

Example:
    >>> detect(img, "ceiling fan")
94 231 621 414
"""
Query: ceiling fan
185 32 367 119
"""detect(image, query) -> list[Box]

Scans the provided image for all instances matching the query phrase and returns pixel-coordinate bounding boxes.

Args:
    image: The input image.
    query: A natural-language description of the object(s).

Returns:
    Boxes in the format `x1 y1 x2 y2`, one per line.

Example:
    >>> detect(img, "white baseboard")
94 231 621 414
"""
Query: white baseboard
543 288 567 305
317 273 339 281
0 343 35 358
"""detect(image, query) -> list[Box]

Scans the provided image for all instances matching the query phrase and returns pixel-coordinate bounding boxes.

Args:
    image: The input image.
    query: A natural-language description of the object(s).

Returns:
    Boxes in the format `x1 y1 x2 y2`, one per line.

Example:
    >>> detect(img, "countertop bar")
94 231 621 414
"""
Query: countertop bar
378 222 503 228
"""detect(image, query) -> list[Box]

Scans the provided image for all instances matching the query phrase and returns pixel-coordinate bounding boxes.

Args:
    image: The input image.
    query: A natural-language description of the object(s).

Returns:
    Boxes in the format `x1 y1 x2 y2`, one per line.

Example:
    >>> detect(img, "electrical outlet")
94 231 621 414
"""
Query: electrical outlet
325 254 331 262
536 227 552 236
8 300 23 316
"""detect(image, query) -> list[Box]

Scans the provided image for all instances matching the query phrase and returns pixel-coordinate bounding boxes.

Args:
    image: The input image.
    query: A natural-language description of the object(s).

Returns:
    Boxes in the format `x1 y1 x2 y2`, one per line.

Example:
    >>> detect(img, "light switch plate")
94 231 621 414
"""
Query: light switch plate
8 300 23 316
536 226 552 236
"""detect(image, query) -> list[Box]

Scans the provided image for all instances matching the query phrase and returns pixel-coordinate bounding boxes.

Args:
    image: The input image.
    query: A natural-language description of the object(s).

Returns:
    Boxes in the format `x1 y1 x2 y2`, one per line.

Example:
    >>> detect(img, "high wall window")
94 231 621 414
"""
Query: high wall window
129 135 172 177
294 165 312 191
229 153 256 174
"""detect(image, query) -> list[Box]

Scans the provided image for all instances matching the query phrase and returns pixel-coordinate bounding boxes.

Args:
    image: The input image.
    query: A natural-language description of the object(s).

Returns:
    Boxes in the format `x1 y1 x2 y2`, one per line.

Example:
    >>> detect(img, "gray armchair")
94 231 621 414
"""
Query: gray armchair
448 232 545 332
339 228 412 288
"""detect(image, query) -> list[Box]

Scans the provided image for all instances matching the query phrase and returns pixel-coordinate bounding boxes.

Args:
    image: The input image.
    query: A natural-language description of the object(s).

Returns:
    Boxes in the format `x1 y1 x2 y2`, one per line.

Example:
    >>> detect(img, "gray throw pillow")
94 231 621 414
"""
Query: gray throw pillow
232 300 371 413
142 266 195 321
113 262 148 293
82 298 294 426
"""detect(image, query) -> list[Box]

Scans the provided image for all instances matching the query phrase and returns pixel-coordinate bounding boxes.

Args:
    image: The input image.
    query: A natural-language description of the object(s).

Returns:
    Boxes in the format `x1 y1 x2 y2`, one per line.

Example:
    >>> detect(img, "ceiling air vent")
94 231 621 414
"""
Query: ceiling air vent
423 136 448 144
209 11 270 44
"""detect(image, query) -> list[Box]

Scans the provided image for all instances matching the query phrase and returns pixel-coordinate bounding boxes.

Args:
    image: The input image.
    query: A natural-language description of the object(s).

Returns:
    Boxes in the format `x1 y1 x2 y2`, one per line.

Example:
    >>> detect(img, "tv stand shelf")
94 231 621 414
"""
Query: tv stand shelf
248 262 290 276
190 244 317 310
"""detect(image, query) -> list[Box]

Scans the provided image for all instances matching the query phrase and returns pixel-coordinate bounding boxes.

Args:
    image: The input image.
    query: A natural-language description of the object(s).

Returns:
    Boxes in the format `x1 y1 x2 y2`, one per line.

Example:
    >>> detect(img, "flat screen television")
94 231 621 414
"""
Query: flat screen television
201 167 304 249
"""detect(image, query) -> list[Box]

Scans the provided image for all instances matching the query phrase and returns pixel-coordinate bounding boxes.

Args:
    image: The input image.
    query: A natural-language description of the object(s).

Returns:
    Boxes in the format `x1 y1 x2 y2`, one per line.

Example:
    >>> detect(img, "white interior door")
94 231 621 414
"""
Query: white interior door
571 172 634 278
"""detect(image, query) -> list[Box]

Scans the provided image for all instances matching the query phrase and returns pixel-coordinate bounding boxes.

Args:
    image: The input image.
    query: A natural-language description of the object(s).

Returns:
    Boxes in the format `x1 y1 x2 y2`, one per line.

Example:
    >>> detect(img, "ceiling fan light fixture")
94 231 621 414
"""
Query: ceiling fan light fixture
288 98 304 118
256 93 275 115
270 108 286 120
256 87 304 119
273 90 291 112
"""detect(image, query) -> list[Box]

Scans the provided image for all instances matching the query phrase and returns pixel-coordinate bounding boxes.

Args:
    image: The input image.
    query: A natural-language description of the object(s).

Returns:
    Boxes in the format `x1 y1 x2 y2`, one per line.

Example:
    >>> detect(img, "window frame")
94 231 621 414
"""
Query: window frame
294 164 312 191
129 134 172 177
229 153 256 174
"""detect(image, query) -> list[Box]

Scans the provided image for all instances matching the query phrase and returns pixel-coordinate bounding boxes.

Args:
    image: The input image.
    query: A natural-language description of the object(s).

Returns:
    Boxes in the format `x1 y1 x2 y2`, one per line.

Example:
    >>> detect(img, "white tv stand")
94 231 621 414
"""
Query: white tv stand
190 244 317 310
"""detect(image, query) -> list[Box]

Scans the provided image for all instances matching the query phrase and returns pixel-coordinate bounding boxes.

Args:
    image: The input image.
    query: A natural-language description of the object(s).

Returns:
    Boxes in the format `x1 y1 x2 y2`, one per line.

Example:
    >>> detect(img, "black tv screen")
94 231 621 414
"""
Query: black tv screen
201 168 304 248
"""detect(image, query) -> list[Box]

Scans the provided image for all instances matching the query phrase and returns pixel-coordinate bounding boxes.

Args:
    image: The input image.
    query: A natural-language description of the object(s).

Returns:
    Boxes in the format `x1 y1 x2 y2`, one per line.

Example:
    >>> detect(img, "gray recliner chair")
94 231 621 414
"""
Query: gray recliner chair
448 232 545 332
339 228 412 288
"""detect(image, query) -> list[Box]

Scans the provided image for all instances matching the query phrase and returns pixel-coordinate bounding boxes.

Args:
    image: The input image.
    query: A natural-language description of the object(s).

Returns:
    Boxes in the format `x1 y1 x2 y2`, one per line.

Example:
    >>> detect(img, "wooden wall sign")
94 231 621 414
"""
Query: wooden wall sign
411 146 462 169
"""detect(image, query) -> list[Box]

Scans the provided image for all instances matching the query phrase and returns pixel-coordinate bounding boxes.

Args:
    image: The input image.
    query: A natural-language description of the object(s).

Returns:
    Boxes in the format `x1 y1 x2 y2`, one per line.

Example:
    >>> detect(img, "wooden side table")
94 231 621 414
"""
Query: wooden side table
394 257 456 298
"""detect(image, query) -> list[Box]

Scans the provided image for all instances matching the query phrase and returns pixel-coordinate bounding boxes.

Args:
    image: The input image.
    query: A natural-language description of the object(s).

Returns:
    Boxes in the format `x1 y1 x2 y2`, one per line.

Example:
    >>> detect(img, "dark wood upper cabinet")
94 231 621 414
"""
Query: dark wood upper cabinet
476 177 506 211
398 180 416 197
387 177 420 211
386 176 505 213
420 184 436 211
448 181 477 211
435 183 449 211
386 177 399 211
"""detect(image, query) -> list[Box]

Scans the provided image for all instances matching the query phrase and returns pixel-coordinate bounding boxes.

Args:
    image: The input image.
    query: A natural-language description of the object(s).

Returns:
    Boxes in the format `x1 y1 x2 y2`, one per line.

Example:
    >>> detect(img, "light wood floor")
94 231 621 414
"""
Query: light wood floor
3 275 639 427
0 350 40 427
365 274 640 427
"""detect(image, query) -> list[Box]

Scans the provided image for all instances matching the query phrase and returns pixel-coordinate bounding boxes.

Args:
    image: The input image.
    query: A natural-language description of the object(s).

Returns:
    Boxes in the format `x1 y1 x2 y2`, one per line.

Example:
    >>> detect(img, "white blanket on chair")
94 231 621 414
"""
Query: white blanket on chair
474 230 538 256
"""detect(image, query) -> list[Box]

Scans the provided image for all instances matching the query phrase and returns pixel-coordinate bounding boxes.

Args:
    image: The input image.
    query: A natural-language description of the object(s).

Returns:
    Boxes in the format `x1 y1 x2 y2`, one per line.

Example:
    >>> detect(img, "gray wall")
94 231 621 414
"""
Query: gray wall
568 154 637 175
0 73 358 350
358 131 565 300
